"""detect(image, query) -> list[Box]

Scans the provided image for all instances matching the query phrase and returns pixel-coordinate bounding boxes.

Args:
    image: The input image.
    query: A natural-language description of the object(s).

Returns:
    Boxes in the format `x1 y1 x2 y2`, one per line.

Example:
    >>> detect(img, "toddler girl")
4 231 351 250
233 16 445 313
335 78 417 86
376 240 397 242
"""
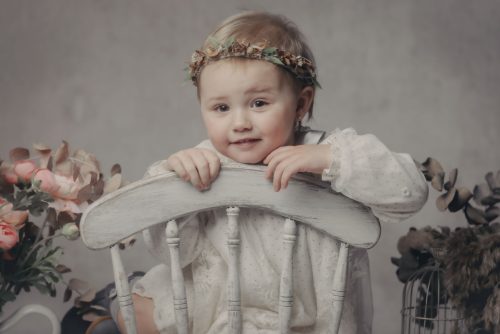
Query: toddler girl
117 11 428 334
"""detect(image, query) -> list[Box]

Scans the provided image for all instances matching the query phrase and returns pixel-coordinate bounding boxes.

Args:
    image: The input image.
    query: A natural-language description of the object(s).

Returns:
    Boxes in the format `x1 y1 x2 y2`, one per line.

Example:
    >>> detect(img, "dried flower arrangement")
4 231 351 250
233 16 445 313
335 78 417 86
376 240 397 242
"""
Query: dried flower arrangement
392 158 500 333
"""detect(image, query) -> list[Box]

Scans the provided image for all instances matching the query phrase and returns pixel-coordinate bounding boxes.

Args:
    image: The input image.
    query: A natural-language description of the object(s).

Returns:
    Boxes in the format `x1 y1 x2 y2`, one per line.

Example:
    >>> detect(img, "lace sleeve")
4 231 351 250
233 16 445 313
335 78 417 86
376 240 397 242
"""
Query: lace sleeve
320 128 429 224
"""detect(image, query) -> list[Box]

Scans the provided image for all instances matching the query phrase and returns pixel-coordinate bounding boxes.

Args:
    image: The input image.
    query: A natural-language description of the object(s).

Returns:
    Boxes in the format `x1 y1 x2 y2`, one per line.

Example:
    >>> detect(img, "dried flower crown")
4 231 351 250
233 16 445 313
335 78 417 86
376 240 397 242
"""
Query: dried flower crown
187 37 321 88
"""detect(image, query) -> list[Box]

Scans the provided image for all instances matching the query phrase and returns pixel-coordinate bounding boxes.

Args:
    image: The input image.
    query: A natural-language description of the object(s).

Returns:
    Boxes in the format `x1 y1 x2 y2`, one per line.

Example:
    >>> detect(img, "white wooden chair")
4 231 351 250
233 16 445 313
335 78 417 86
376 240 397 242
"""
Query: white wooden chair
80 164 380 334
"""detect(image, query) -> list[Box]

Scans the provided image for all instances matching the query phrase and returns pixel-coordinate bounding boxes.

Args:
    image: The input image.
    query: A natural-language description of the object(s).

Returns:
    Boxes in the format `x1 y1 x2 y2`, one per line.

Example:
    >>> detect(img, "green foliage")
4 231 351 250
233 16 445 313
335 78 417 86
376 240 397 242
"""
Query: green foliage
0 182 63 312
0 231 63 311
7 184 53 214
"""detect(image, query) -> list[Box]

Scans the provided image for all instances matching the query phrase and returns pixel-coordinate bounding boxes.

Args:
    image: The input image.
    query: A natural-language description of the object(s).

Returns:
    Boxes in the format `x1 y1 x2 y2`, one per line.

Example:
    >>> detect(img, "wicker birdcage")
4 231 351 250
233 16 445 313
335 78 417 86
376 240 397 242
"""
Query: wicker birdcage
401 249 464 334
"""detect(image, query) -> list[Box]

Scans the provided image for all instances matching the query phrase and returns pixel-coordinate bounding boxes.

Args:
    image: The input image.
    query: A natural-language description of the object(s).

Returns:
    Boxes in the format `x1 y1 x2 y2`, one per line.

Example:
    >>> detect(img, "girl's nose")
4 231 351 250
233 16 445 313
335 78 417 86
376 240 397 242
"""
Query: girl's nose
232 110 252 132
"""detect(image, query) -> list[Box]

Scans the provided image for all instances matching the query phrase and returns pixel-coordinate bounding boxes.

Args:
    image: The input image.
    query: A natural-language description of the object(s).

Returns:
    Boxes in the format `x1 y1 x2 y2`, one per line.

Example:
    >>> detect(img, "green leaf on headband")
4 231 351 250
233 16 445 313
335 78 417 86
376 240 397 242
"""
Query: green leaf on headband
207 36 219 48
223 36 235 49
268 56 283 65
183 66 192 81
262 47 277 56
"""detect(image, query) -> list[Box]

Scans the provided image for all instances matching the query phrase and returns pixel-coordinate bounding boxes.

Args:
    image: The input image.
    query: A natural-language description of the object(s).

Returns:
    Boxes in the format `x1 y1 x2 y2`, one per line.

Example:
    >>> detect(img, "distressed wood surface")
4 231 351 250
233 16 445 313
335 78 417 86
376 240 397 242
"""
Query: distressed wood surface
329 242 349 334
166 220 189 334
226 207 242 334
81 165 380 250
279 218 297 334
110 245 137 334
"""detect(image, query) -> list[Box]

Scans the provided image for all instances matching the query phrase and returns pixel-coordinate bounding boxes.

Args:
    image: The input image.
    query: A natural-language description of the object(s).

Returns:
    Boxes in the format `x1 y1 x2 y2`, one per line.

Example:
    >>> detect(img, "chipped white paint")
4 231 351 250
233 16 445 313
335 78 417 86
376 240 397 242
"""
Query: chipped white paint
110 245 137 334
166 220 189 334
81 165 380 250
80 166 381 334
279 218 297 334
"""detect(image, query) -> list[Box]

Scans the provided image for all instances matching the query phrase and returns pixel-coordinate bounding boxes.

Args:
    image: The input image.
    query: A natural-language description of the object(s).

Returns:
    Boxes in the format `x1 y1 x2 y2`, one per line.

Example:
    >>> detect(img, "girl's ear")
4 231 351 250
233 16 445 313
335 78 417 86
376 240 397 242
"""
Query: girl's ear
296 86 315 120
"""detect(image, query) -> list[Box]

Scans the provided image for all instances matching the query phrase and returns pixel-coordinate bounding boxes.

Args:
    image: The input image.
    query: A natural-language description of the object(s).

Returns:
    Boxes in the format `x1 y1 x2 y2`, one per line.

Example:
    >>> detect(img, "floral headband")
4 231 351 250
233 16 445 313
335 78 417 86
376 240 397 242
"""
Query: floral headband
187 37 321 88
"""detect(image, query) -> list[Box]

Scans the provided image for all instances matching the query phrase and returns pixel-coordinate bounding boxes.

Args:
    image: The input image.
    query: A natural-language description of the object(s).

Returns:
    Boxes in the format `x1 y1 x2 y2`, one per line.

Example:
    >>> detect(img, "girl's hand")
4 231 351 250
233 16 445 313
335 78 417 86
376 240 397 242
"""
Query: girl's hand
263 144 333 192
166 148 221 191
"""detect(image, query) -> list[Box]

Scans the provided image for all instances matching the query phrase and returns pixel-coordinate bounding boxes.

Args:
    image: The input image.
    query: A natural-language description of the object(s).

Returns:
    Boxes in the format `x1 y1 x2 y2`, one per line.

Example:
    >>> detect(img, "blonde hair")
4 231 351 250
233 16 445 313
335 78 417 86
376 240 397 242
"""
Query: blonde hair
198 11 317 118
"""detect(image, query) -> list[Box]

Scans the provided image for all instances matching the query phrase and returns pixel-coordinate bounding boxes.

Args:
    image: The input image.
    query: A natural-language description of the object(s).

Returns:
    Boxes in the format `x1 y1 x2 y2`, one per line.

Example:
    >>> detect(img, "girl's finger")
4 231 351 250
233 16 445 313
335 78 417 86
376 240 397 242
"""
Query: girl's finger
265 161 276 180
178 151 203 190
280 162 301 190
200 150 221 182
272 158 291 191
273 156 301 191
188 151 211 188
265 152 287 178
167 155 189 181
265 149 297 179
263 146 294 164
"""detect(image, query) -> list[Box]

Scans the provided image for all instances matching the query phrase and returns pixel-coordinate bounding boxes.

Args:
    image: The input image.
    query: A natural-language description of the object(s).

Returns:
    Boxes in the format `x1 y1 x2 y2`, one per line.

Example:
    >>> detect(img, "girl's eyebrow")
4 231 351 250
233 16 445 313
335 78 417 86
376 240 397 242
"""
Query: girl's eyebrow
202 95 229 104
244 86 275 95
204 87 275 104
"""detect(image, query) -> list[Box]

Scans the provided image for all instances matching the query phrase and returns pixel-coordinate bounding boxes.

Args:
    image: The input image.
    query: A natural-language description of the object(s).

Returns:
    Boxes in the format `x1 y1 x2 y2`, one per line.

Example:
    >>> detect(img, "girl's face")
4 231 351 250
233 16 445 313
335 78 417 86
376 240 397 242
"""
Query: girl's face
198 59 313 164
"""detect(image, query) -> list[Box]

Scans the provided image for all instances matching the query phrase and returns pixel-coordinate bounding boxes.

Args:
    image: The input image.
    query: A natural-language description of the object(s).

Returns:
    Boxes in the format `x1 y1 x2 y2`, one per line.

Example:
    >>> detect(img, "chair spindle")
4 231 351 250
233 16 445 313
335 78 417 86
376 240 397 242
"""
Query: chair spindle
330 242 349 334
226 207 242 334
166 220 189 334
110 244 137 334
279 218 297 334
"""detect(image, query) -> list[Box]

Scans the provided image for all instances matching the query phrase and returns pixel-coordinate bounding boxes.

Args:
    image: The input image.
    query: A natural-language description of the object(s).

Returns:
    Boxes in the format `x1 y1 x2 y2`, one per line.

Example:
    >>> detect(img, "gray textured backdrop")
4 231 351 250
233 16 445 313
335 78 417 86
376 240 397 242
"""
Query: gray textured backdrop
1 1 499 333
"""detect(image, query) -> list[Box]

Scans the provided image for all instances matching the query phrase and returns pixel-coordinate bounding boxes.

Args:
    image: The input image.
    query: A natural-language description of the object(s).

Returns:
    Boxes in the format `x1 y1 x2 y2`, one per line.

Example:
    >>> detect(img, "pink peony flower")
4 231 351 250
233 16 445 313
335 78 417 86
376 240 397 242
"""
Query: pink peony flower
0 162 18 184
52 174 81 200
0 198 10 218
0 222 19 251
33 168 59 193
0 197 28 228
13 160 37 181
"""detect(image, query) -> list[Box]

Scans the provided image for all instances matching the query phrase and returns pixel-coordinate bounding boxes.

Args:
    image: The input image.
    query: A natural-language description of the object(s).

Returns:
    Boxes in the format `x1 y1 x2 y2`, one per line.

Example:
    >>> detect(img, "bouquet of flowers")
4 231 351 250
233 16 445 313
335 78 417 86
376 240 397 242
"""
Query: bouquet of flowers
391 158 500 333
0 141 124 313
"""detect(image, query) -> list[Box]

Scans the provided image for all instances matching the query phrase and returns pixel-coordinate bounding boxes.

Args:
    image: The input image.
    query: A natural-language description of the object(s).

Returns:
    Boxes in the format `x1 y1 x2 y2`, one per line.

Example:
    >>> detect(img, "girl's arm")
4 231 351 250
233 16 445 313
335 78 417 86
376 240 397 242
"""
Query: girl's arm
320 128 428 224
264 128 428 224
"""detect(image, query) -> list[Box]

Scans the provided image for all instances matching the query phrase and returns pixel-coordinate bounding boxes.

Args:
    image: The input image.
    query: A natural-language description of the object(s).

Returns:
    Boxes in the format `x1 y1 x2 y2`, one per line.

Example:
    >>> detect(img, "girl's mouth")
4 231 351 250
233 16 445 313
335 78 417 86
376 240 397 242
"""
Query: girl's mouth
231 138 262 149
232 138 261 144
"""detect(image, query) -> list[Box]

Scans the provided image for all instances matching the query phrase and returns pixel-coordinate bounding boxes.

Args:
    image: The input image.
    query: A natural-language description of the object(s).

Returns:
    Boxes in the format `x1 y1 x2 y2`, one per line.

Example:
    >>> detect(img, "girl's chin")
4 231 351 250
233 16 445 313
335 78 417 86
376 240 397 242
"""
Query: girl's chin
227 152 266 164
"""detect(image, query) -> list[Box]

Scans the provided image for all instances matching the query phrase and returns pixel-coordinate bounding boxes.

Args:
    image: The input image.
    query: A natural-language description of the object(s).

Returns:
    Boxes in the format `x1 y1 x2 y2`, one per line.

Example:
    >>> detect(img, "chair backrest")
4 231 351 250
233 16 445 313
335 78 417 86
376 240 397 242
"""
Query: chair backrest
80 164 380 334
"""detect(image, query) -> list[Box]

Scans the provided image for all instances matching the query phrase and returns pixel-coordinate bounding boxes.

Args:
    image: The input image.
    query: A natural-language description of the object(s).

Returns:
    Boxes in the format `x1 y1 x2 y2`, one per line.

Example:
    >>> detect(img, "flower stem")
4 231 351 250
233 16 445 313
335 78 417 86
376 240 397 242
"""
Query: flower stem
33 211 49 246
19 232 62 267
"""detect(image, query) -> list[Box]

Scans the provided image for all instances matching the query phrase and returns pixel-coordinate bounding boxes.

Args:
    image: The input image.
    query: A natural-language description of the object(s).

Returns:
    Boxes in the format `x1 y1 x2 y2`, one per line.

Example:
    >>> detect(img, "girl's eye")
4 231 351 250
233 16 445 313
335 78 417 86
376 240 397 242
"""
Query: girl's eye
251 100 267 108
214 104 229 112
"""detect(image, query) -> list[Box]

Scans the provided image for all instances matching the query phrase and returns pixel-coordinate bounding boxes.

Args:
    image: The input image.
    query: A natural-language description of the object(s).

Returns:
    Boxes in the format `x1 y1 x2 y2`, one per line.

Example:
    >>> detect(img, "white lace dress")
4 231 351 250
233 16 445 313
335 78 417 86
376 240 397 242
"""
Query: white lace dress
132 128 429 334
